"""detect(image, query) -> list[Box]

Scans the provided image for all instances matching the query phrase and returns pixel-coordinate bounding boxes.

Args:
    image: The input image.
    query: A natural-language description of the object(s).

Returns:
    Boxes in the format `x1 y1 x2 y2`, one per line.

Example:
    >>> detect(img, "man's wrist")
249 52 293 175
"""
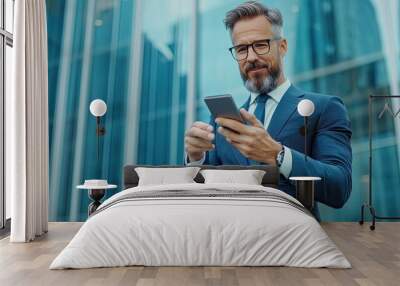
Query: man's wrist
275 143 285 167
278 146 293 178
188 152 204 162
186 152 206 166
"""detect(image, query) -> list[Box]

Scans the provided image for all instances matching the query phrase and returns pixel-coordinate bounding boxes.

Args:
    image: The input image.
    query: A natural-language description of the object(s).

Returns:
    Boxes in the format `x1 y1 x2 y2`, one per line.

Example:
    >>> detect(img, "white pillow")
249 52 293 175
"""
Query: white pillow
135 167 201 186
200 169 266 185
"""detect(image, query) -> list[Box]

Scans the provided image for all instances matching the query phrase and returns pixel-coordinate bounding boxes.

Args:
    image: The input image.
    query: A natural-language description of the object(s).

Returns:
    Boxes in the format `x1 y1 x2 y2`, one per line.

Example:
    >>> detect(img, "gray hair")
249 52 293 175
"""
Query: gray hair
224 1 283 37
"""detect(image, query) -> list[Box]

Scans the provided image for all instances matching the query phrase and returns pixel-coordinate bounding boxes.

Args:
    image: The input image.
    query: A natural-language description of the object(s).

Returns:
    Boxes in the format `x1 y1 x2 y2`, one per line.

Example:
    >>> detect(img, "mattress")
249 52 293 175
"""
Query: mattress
50 183 351 269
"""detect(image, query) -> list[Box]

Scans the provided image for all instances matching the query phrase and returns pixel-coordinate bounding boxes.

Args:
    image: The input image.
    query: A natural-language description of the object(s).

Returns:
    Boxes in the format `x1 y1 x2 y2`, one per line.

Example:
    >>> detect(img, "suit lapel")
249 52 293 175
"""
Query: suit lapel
267 85 305 139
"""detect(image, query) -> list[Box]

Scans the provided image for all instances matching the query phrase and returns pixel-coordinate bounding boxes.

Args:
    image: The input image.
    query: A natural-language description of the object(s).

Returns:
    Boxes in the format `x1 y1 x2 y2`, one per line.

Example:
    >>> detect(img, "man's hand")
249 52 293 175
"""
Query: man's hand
185 121 215 162
216 109 282 165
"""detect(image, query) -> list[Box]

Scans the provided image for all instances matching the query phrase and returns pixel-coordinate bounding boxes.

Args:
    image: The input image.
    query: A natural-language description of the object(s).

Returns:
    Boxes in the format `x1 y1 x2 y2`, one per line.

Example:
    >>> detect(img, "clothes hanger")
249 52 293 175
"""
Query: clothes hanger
378 98 395 119
394 104 400 118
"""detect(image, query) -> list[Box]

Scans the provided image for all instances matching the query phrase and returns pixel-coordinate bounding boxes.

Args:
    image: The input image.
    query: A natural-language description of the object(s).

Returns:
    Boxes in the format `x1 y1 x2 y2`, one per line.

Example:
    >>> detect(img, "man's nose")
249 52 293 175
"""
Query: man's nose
247 46 258 62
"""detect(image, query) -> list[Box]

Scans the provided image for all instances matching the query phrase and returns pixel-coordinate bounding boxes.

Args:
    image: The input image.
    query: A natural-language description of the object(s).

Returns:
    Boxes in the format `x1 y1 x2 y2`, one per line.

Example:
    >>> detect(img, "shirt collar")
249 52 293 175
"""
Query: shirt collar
250 79 291 105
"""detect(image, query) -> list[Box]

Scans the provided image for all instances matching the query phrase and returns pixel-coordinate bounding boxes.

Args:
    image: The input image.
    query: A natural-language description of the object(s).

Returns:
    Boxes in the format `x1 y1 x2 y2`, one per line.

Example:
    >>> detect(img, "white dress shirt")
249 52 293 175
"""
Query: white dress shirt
187 79 293 179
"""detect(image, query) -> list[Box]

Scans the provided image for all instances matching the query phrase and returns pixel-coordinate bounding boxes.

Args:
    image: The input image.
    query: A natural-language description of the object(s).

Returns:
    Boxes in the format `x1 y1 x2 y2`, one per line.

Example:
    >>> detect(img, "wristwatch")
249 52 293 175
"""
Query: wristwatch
276 145 285 168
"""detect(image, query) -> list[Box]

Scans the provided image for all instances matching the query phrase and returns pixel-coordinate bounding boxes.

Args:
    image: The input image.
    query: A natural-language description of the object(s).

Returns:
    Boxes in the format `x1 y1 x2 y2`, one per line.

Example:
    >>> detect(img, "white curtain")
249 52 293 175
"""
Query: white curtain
7 0 49 242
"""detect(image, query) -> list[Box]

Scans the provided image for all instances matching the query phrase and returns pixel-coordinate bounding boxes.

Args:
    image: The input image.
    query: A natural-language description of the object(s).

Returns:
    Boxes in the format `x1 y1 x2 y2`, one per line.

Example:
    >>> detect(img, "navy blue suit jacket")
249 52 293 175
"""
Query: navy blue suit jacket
204 85 352 209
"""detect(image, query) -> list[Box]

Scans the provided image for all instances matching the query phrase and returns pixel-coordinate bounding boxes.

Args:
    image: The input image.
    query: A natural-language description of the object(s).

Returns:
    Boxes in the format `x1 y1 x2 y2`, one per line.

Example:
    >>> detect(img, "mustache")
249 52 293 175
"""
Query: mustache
244 62 270 74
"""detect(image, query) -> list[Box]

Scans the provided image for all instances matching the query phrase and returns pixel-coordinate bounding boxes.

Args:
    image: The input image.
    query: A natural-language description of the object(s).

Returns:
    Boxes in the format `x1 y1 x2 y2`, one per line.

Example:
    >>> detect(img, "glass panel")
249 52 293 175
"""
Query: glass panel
5 0 13 33
137 0 191 164
5 43 12 219
0 0 3 29
0 39 3 228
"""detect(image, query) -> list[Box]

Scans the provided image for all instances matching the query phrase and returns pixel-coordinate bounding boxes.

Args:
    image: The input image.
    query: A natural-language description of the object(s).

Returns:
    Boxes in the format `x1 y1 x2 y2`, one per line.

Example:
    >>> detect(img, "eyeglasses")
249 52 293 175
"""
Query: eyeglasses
229 38 281 61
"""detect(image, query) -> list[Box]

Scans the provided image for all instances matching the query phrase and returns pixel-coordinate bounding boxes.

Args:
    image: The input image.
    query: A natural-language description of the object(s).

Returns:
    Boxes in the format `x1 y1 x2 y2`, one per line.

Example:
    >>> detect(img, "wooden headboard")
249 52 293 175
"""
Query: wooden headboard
123 165 280 189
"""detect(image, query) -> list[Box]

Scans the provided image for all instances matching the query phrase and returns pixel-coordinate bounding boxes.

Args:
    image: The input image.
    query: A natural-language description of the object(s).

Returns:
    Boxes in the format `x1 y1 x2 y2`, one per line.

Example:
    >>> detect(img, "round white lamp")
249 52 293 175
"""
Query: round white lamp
90 99 107 117
297 99 315 117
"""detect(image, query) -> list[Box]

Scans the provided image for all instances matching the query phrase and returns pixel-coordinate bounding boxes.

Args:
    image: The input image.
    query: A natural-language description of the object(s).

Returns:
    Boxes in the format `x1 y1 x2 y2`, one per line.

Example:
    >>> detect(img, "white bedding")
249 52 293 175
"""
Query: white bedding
50 183 351 269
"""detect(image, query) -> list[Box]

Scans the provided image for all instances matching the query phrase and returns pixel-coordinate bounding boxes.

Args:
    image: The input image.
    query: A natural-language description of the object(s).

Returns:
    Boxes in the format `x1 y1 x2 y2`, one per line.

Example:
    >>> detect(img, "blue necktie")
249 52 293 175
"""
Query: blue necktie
249 94 268 166
254 94 269 126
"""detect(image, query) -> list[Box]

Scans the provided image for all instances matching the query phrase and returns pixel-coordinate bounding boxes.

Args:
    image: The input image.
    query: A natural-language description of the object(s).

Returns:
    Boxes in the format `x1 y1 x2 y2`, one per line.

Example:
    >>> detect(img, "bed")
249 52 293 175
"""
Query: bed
50 165 350 269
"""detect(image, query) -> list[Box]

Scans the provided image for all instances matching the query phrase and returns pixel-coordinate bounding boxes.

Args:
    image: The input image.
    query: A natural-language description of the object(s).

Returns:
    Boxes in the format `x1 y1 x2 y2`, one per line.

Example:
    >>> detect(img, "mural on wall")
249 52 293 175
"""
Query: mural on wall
47 0 400 221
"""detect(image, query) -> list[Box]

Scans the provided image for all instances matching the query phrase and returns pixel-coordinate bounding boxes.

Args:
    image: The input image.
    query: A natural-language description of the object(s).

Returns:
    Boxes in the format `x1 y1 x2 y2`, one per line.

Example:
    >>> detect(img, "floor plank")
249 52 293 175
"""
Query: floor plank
0 222 399 286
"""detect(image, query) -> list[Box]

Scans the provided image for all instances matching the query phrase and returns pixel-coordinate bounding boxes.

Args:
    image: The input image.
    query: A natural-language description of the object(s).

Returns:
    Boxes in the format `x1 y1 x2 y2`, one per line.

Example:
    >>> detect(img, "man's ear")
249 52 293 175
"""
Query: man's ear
279 38 288 57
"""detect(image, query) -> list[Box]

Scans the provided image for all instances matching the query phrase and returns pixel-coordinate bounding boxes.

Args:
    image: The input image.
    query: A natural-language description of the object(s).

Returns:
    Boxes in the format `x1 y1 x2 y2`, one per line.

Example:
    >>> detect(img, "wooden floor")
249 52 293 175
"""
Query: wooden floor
0 222 399 286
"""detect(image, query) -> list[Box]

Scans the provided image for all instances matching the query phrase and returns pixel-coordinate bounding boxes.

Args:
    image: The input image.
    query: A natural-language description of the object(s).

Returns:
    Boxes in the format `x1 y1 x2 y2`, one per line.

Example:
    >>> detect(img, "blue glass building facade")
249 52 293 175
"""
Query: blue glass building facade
46 0 400 221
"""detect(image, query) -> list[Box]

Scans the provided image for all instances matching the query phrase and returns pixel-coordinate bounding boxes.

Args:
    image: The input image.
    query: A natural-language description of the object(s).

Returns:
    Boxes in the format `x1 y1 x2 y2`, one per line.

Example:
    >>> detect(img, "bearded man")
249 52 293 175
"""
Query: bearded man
184 1 352 213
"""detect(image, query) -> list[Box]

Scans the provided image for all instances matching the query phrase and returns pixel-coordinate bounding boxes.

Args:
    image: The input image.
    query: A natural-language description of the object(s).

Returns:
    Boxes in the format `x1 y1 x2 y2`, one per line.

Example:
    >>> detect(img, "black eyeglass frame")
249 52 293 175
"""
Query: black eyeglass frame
229 37 281 61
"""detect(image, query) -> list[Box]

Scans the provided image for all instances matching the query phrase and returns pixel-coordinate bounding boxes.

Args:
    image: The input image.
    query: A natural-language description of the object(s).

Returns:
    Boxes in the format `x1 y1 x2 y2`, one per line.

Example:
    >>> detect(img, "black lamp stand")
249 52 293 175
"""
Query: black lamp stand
304 116 308 161
87 116 106 216
96 116 106 162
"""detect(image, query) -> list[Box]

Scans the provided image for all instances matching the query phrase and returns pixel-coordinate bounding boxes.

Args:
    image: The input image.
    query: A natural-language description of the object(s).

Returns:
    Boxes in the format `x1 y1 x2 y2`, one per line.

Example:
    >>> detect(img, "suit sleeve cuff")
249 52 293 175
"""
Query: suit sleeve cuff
279 146 292 179
185 153 206 166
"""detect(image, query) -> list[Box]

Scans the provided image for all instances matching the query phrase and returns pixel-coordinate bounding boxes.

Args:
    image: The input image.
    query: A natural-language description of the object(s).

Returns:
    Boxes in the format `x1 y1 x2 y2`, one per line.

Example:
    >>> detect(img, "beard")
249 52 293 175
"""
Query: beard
241 59 281 94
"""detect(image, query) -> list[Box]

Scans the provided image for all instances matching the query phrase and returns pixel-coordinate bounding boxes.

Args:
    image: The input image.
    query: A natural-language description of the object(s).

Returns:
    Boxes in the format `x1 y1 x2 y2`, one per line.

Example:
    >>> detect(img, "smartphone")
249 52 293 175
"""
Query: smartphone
204 94 245 123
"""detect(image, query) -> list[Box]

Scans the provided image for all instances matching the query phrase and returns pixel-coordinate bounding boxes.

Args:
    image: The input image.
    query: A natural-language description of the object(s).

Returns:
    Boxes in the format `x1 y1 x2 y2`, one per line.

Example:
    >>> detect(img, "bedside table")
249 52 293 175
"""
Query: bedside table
77 180 117 216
